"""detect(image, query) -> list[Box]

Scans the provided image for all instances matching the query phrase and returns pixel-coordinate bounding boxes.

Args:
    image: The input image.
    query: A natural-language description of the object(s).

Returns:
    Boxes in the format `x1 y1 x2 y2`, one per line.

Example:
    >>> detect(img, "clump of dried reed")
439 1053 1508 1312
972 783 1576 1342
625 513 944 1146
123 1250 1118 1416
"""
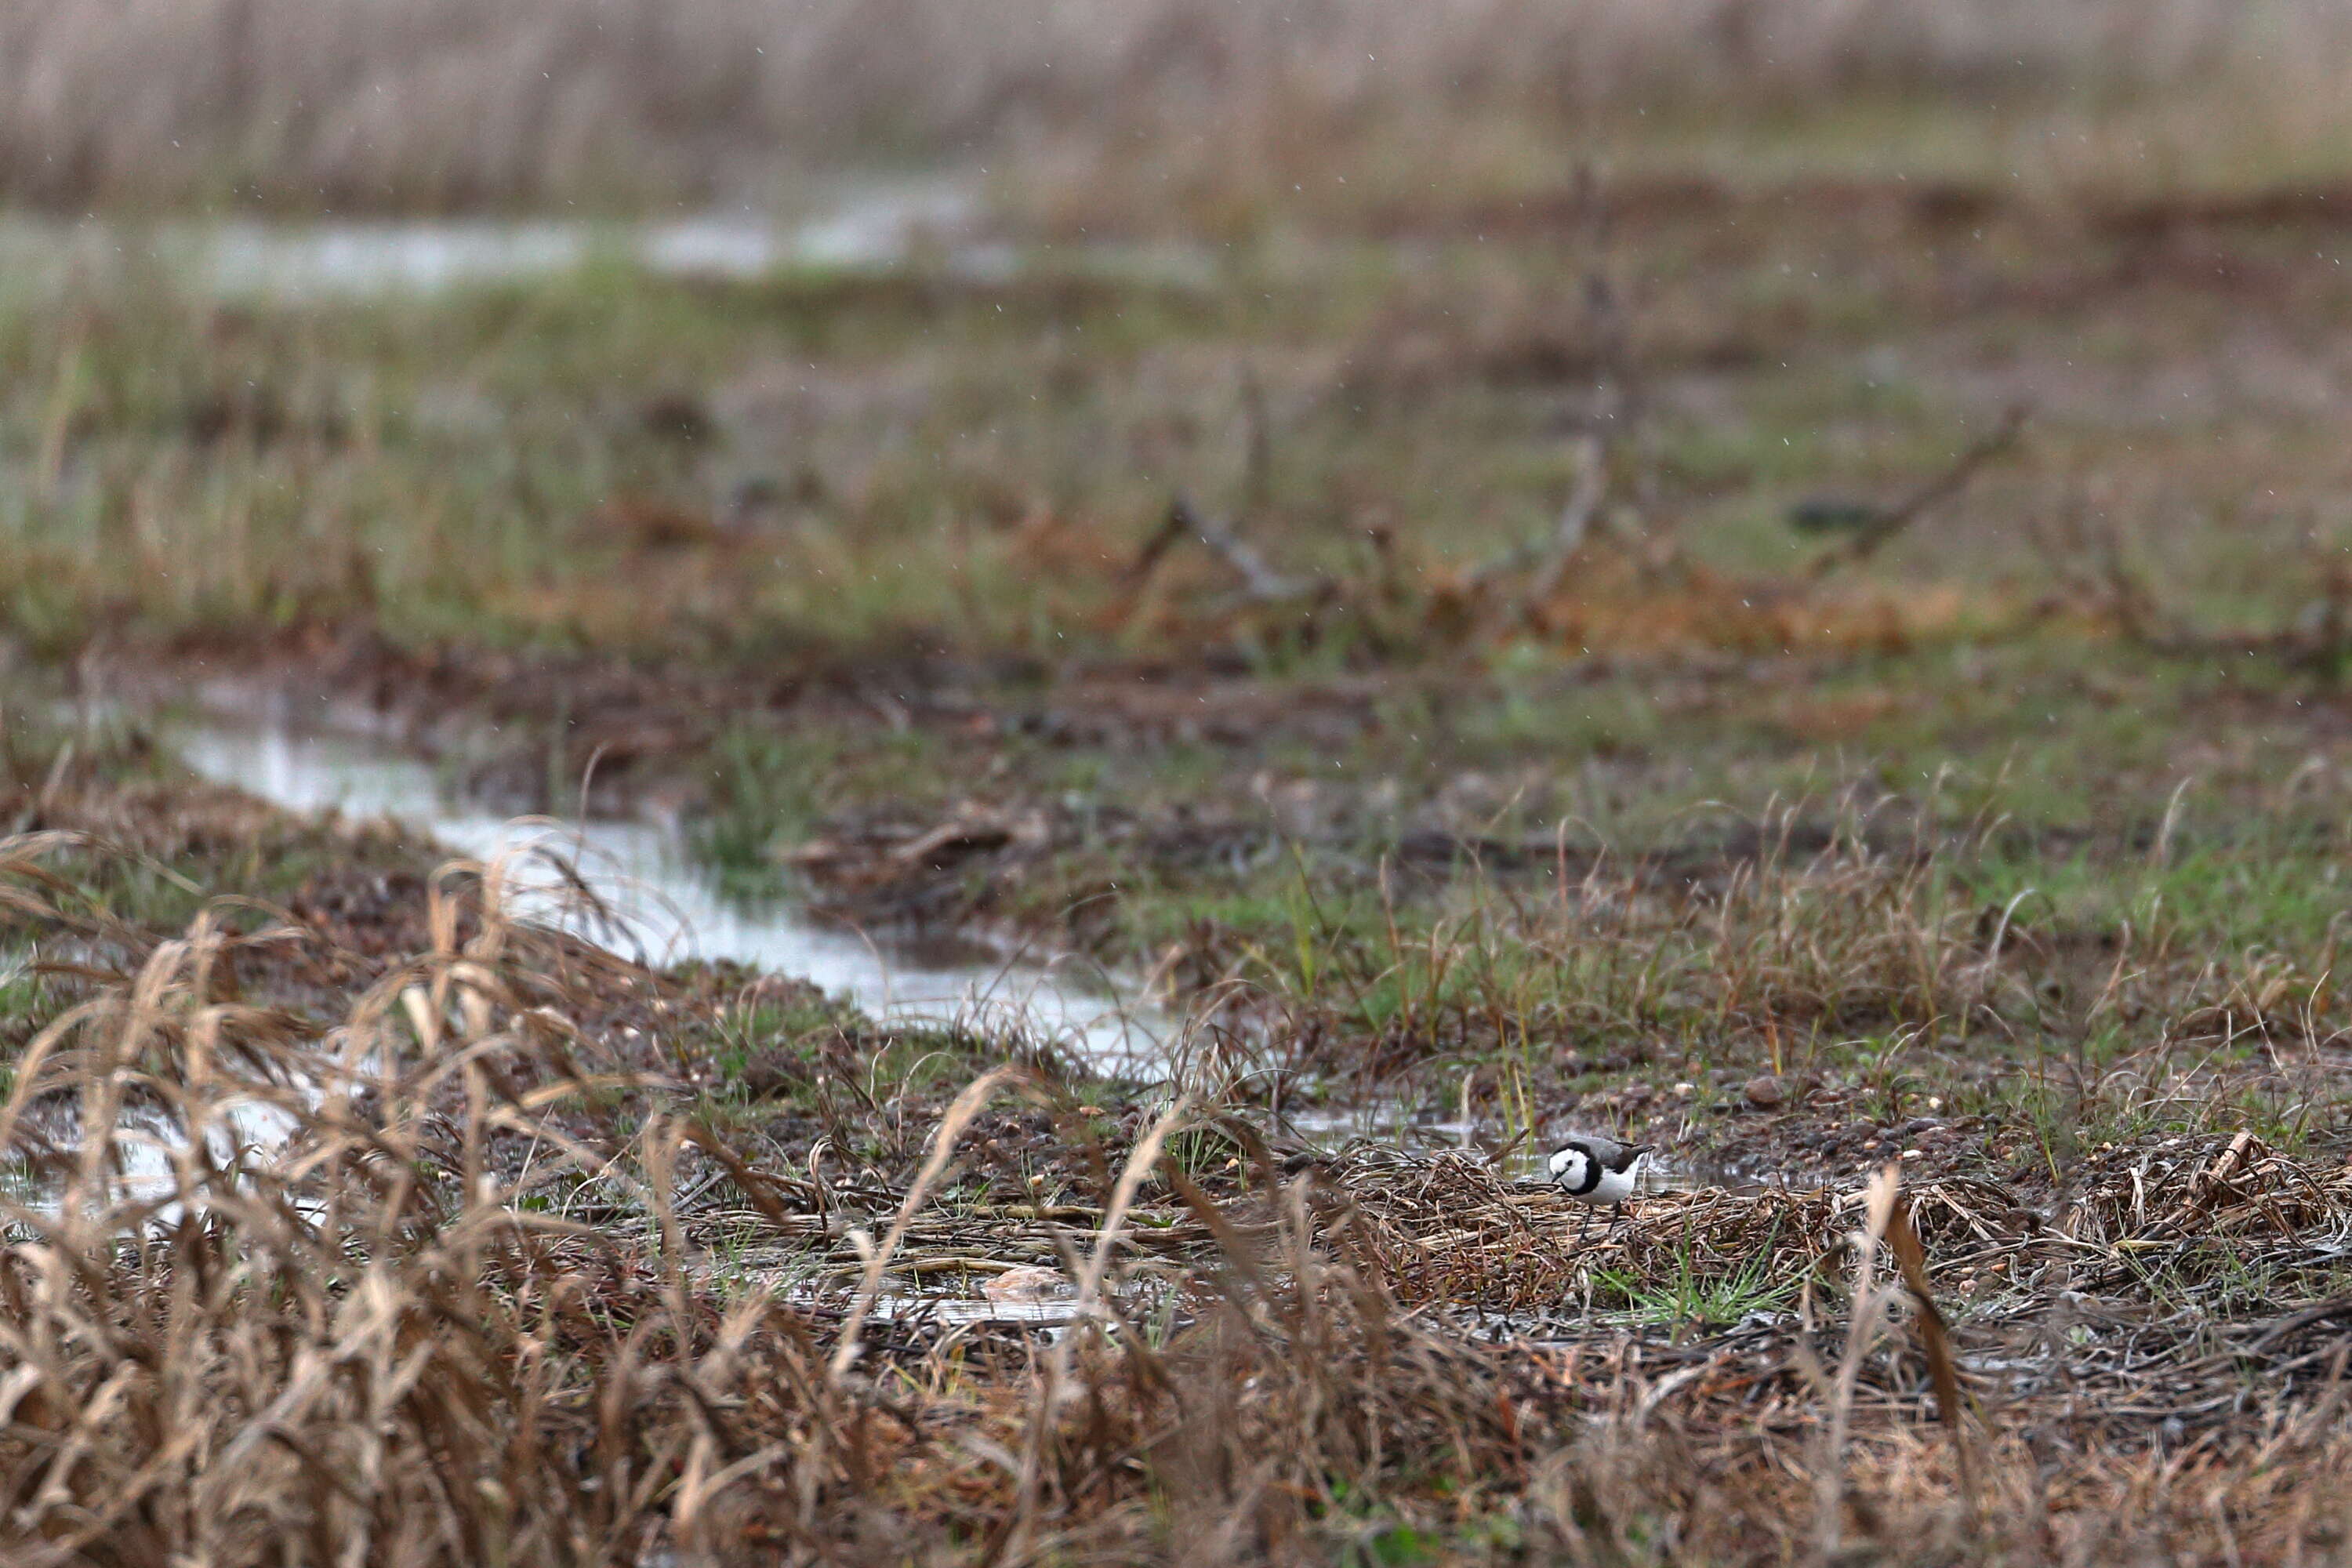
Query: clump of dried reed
0 827 1530 1562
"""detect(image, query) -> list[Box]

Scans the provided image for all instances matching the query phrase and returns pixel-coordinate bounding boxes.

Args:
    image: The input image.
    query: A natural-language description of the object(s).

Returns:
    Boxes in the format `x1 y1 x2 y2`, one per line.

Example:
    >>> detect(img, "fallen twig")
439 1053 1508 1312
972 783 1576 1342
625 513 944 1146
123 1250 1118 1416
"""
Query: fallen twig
1134 494 1327 605
1809 405 2030 577
1523 434 1610 607
1464 434 1607 597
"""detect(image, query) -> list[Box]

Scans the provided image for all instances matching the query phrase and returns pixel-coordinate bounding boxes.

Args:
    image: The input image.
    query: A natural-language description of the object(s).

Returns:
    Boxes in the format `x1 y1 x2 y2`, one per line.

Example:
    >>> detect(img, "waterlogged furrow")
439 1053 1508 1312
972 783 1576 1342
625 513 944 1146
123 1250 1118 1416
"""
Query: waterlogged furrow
169 711 1171 1069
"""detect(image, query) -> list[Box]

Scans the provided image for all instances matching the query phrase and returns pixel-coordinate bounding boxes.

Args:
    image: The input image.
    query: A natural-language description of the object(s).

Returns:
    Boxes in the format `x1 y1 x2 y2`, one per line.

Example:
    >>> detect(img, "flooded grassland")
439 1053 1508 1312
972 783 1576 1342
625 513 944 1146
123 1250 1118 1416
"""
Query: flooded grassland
7 167 2352 1562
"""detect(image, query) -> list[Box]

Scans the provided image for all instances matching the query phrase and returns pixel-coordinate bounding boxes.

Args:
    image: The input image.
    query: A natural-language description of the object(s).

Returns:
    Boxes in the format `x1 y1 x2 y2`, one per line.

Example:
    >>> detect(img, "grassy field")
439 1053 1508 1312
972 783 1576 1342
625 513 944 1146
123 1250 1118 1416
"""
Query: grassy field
9 31 2352 1562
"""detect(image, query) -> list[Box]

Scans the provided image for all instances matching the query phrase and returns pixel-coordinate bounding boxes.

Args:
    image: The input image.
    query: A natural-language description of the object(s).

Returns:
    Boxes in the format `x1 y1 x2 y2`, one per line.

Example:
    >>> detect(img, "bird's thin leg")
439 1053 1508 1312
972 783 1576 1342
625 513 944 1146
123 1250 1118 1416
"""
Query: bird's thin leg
1606 1201 1629 1243
1576 1207 1594 1245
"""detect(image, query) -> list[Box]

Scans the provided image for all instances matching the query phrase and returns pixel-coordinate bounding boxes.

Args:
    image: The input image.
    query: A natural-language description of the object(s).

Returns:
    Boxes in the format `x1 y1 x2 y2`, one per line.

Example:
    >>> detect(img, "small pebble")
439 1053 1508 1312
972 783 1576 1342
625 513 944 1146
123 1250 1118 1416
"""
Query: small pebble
1743 1074 1786 1108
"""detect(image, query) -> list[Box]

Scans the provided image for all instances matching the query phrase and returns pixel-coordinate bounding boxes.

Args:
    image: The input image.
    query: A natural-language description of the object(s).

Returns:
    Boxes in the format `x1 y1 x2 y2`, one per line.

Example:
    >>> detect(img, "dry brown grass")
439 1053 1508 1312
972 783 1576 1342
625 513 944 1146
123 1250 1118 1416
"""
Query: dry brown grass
5 1 2352 211
4 821 2352 1563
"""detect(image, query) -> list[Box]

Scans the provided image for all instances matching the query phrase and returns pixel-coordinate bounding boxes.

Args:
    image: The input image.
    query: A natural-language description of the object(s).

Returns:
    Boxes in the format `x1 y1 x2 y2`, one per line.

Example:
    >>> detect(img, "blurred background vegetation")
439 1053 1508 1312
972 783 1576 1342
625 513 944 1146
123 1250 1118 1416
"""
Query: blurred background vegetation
1 2 2349 666
8 1 2352 213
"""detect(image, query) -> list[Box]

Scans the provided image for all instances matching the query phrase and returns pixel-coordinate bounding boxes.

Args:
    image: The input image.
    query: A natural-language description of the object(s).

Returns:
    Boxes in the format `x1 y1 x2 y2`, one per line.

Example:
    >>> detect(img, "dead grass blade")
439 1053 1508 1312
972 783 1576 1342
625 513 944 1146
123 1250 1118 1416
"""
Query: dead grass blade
1817 1163 1901 1563
829 1064 1029 1381
1887 1189 1977 1510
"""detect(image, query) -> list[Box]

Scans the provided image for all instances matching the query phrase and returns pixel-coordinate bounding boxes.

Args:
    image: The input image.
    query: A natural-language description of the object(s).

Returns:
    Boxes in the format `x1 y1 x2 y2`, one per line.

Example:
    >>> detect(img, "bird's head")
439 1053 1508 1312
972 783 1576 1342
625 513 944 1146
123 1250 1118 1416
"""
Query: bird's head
1546 1144 1588 1185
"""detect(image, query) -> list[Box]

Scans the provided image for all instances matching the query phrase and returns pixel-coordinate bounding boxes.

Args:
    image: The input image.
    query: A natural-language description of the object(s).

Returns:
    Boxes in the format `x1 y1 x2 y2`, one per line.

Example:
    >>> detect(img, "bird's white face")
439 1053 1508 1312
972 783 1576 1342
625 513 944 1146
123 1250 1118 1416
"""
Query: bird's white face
1547 1146 1590 1187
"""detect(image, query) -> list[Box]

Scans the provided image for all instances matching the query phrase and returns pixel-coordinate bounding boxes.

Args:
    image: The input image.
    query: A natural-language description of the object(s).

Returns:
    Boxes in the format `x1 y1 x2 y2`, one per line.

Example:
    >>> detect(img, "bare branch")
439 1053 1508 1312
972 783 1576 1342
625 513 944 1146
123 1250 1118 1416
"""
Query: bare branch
1809 404 2031 578
1136 494 1324 604
1240 363 1272 516
1522 435 1609 605
1465 435 1607 593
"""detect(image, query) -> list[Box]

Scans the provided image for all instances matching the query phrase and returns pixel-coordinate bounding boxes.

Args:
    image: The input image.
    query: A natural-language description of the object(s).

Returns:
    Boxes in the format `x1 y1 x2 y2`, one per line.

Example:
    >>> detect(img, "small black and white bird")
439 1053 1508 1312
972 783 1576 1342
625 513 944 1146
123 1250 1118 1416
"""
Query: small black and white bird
1547 1134 1652 1236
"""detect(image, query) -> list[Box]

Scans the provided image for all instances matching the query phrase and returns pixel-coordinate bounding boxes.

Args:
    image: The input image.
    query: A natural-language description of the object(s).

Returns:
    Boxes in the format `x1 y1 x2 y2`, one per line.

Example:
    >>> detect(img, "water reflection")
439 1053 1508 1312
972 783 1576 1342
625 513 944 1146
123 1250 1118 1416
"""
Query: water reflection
168 710 1171 1071
0 178 986 299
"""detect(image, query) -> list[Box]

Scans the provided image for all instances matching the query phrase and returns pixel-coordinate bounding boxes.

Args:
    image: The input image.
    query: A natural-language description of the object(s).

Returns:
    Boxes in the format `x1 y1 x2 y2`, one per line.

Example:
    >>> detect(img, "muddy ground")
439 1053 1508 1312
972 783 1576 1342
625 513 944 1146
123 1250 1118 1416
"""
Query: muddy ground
8 171 2352 1562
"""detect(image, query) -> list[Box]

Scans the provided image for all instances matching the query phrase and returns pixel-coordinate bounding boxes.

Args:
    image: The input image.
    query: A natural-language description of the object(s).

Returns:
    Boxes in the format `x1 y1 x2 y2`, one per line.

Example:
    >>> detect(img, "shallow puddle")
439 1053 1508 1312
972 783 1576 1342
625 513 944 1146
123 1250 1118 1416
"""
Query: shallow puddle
0 177 991 299
858 1294 1091 1329
0 175 1214 303
166 710 1173 1072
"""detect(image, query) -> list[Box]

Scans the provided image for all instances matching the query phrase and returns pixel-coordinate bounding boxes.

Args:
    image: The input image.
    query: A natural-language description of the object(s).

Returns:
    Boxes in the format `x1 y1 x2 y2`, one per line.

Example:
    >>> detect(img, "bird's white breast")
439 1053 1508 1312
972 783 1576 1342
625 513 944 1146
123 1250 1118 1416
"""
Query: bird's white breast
1585 1162 1639 1203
